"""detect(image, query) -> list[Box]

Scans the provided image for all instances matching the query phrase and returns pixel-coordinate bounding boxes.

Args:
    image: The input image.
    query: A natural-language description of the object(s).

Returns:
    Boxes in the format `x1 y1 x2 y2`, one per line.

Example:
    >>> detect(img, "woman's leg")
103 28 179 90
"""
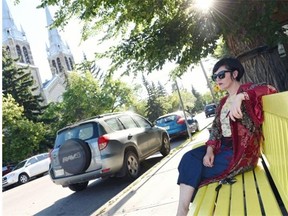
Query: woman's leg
176 146 206 216
176 145 233 216
176 183 195 216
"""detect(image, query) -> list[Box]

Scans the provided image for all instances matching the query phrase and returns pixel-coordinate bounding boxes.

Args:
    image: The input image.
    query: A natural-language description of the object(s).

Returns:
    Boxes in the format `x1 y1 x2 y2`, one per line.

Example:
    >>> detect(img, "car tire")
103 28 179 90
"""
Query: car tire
160 134 170 156
18 173 29 184
123 151 140 180
68 181 89 192
58 138 91 174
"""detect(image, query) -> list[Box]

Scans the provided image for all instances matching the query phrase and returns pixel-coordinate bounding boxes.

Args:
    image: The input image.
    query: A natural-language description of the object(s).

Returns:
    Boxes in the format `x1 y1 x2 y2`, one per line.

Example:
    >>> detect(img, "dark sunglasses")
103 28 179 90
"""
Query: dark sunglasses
211 70 232 81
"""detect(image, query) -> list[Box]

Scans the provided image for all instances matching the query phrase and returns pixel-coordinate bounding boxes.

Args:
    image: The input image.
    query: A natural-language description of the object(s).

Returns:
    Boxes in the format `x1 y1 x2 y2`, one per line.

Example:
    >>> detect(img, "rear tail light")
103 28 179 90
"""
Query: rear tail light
176 117 185 124
98 135 109 150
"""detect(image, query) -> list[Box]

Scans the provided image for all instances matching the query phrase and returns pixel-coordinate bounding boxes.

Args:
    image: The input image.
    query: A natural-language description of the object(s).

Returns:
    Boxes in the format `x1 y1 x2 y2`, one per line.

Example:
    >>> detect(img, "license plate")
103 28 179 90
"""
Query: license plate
54 169 64 176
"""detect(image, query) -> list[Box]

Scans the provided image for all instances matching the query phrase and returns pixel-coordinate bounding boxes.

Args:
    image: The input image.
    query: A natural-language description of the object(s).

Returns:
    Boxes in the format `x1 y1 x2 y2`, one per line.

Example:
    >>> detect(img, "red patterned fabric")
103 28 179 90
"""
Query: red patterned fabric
200 82 277 187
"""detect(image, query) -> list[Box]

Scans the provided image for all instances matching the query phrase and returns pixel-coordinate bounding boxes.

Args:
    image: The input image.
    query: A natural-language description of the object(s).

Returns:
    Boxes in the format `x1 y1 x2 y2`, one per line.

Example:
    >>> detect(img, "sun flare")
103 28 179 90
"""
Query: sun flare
194 0 214 12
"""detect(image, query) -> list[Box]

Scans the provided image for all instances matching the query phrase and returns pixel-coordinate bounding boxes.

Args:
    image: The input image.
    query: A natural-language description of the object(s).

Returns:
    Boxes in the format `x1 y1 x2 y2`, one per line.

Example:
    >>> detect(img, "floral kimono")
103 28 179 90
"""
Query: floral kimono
200 82 277 187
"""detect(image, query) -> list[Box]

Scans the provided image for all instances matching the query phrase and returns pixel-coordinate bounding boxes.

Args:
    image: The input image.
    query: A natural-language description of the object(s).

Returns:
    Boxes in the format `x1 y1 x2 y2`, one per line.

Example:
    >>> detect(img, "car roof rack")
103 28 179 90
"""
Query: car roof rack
58 112 123 131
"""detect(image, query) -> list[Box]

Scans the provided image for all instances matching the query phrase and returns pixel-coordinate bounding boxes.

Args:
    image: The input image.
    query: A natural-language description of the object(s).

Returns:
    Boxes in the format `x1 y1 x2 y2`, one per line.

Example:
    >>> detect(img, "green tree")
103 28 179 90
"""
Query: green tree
2 94 46 164
39 102 66 150
202 93 214 106
2 48 45 121
167 85 196 113
59 71 136 125
36 0 288 91
100 76 135 112
142 75 168 122
191 86 204 114
75 54 105 80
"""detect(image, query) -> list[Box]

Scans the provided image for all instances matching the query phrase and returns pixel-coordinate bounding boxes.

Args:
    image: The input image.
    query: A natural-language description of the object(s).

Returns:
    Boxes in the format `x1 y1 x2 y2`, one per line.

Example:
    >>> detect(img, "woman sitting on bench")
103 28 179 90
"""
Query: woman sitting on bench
176 57 277 216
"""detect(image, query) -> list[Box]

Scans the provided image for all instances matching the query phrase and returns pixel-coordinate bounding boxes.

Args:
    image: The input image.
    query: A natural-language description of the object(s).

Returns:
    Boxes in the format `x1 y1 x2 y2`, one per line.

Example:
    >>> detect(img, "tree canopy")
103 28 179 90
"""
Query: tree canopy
2 48 45 121
2 94 46 163
35 0 288 85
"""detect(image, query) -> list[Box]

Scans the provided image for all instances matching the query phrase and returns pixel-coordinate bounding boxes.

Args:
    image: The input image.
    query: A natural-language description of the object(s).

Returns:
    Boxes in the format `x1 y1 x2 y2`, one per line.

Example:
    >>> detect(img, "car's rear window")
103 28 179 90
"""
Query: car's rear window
118 115 138 129
156 115 176 124
105 118 124 131
205 105 216 109
55 123 98 147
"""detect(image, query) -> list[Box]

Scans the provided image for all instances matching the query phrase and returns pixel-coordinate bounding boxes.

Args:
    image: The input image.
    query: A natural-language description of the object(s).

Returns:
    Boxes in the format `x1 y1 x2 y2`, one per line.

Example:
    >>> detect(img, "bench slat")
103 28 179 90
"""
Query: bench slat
197 183 218 215
244 170 262 215
254 163 282 216
230 174 245 215
263 91 288 210
214 183 230 216
189 186 207 216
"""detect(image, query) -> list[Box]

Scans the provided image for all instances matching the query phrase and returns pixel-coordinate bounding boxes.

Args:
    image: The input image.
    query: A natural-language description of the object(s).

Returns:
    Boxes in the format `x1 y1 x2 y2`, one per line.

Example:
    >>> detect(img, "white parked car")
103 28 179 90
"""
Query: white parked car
2 153 50 189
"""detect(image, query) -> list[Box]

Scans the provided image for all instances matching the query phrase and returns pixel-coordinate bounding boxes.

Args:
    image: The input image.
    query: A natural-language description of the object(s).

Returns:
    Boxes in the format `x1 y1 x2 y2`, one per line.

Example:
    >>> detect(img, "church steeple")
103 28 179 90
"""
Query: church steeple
2 0 43 101
2 0 36 65
45 7 75 78
2 0 26 43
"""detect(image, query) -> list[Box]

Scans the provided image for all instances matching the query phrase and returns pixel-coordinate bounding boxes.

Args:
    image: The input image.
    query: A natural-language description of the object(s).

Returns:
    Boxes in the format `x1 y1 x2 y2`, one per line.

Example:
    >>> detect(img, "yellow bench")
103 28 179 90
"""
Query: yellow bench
188 91 288 216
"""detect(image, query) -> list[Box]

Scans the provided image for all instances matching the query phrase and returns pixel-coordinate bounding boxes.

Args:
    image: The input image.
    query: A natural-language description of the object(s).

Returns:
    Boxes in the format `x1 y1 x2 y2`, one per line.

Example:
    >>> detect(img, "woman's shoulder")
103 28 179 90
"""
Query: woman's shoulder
240 82 277 92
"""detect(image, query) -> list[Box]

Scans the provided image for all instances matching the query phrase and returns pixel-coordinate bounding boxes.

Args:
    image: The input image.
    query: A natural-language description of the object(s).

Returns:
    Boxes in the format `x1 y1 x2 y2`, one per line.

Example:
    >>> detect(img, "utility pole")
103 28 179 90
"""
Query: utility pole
175 79 192 140
200 60 217 104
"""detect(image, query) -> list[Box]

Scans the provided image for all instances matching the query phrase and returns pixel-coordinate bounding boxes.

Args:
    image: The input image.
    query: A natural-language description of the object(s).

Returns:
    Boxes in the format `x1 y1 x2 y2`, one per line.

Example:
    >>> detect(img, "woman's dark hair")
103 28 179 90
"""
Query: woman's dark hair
212 57 245 81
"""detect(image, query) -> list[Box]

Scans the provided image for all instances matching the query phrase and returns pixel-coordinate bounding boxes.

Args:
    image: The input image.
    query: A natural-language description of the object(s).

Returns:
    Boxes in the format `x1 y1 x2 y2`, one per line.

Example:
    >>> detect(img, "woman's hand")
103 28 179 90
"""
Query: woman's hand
229 93 245 121
203 146 214 167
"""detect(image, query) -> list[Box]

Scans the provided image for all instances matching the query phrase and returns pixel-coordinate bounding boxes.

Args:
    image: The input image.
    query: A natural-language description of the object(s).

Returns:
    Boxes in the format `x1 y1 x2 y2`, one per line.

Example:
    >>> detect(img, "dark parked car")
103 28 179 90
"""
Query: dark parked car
2 164 15 176
155 111 199 139
49 112 170 191
204 103 217 118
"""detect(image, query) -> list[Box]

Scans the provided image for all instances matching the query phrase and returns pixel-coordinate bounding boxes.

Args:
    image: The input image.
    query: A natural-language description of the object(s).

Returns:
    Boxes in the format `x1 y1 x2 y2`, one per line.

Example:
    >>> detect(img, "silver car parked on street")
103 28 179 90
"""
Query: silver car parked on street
49 112 171 191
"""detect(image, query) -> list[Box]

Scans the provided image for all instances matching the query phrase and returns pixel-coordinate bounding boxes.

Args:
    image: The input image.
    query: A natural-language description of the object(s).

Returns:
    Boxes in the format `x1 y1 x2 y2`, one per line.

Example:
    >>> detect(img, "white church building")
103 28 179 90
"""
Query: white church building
2 0 75 104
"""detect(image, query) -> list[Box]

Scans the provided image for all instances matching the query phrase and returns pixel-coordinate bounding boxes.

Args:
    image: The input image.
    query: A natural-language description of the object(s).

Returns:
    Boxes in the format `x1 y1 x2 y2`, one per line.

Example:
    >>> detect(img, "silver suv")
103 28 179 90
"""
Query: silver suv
49 112 170 191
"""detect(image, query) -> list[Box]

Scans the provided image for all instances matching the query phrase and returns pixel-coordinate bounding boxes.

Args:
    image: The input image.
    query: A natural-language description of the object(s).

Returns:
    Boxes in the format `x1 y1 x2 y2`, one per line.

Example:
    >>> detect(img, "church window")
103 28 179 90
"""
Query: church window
52 60 58 74
16 45 24 63
69 58 74 69
65 57 71 70
57 58 63 72
23 47 31 64
6 46 11 55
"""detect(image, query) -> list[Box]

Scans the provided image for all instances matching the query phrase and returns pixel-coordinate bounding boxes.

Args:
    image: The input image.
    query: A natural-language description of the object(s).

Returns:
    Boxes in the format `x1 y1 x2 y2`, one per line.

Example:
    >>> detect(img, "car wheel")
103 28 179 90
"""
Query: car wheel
18 173 29 184
160 134 170 156
123 151 140 180
68 181 89 192
58 138 91 174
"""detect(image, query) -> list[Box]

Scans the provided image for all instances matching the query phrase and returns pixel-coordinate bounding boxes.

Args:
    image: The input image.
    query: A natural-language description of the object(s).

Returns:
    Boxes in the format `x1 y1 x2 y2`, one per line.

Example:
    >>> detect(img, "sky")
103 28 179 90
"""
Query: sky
5 0 215 95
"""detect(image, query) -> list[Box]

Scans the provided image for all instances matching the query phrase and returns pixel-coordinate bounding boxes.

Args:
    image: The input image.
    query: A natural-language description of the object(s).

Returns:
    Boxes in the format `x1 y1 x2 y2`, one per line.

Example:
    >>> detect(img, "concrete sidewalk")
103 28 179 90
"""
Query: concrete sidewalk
93 128 210 216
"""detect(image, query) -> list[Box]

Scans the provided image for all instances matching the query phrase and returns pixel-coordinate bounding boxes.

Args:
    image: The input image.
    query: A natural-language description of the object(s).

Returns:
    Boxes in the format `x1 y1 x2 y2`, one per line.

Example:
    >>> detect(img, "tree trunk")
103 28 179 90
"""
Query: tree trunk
226 34 288 92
